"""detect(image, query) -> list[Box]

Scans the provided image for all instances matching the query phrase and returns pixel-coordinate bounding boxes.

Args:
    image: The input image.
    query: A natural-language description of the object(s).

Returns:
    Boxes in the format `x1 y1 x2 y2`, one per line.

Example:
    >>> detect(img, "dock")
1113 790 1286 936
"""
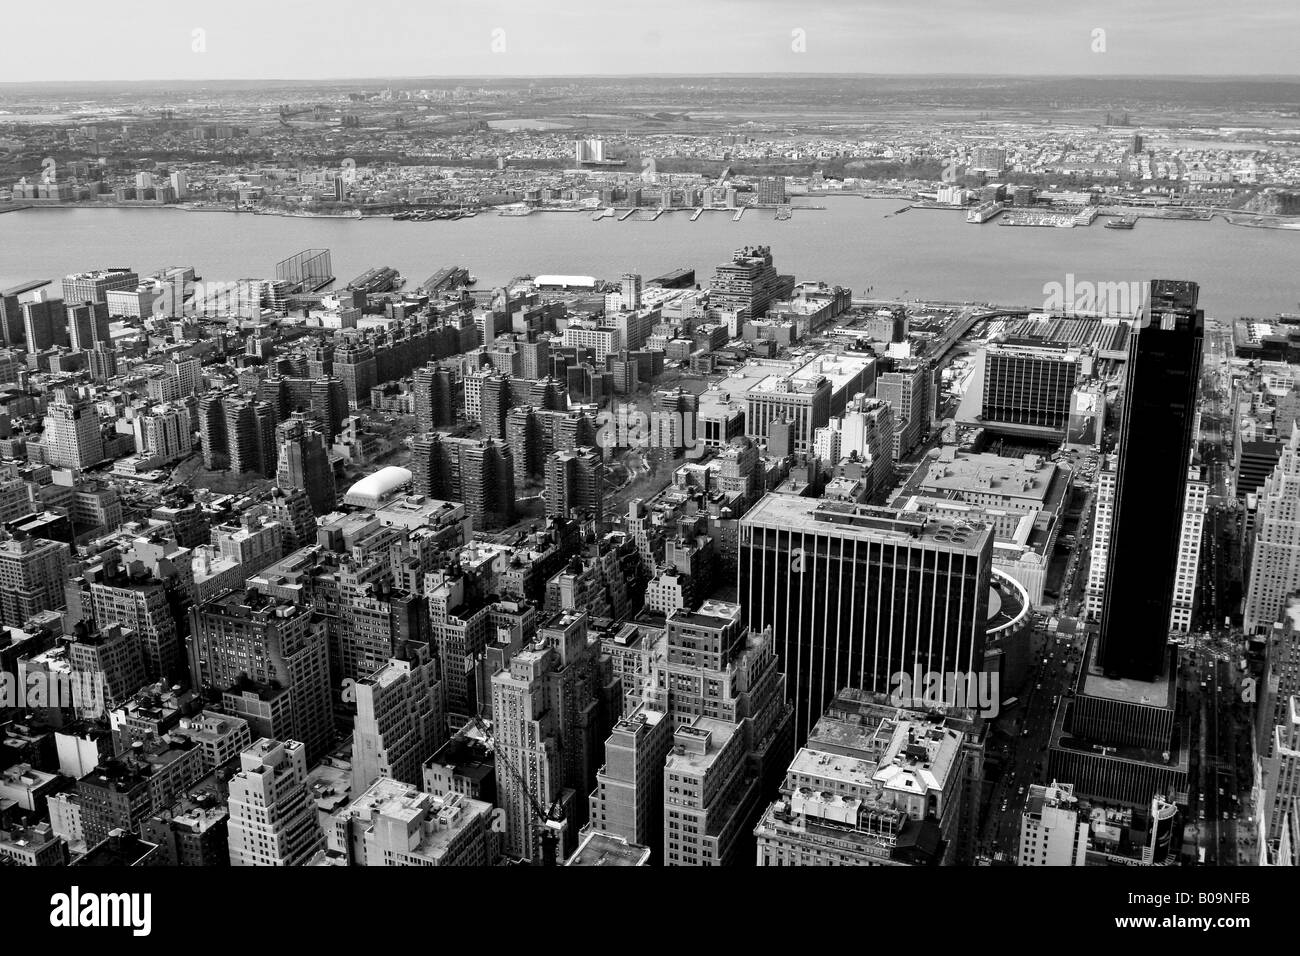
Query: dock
690 208 703 221
732 207 745 222
618 208 637 222
592 208 614 221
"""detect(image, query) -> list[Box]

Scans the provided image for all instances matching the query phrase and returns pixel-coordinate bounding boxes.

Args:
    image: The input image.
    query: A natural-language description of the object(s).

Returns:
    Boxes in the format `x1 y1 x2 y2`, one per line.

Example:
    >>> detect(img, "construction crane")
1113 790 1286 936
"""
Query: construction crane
467 713 565 865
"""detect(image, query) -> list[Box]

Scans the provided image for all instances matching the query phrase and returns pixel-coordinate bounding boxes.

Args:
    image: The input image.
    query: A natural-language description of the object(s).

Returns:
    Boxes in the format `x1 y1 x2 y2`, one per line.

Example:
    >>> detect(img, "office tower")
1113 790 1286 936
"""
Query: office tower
588 707 673 857
978 344 1080 440
226 738 324 866
21 297 67 351
1266 699 1300 841
41 398 103 469
1018 781 1089 866
0 531 71 628
81 558 188 683
334 778 493 866
413 362 457 431
62 269 139 305
492 642 566 862
275 416 336 516
1098 280 1203 680
1085 455 1117 620
740 497 993 741
708 246 795 321
169 170 187 198
875 361 931 460
754 692 978 866
491 610 619 863
639 601 793 865
334 343 377 409
544 448 605 519
1170 467 1209 632
621 273 643 311
350 643 447 794
65 301 111 351
1245 430 1300 634
0 287 27 348
224 397 277 477
426 571 490 722
1237 439 1283 503
189 590 332 759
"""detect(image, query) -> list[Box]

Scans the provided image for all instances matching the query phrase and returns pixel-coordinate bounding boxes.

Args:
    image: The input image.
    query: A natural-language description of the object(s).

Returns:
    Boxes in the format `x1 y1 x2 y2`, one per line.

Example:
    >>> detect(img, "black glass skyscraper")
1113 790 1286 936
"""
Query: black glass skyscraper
1097 280 1204 680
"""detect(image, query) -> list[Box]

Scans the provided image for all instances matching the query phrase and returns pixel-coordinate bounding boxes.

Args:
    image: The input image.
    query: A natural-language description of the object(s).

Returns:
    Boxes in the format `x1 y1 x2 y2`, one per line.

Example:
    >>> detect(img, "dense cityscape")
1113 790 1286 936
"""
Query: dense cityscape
0 27 1297 936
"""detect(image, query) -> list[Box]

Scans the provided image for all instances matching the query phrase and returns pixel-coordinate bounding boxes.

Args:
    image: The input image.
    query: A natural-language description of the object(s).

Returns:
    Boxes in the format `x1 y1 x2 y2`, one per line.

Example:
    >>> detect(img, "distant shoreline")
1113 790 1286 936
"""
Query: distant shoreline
8 198 1300 230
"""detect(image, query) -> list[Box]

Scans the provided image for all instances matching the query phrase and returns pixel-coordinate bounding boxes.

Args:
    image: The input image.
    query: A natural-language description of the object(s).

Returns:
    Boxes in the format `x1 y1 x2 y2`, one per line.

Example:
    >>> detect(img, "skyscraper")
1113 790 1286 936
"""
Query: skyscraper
189 590 332 759
978 343 1080 440
62 269 139 305
1097 280 1204 680
226 738 324 866
350 643 446 794
875 361 933 460
65 301 111 351
41 398 103 469
740 496 993 741
275 416 336 516
1244 429 1300 634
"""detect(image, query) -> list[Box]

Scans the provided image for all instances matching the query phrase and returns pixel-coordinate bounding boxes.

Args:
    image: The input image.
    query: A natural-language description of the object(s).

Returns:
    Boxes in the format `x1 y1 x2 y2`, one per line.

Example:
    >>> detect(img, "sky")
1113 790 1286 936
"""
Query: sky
2 0 1297 83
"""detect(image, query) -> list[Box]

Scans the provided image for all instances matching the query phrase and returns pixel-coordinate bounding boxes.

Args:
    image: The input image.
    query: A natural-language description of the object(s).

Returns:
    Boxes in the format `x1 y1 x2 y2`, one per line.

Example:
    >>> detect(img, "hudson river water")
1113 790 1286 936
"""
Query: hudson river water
1 199 1296 319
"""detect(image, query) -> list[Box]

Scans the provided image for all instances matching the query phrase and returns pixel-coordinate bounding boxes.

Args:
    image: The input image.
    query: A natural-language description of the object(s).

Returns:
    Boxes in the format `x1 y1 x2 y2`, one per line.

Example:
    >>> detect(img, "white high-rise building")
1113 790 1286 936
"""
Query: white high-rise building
1018 781 1088 866
227 738 324 866
41 398 103 469
133 403 193 463
169 170 187 199
1170 467 1208 632
1245 430 1300 634
351 646 446 795
1085 456 1117 620
1266 698 1300 841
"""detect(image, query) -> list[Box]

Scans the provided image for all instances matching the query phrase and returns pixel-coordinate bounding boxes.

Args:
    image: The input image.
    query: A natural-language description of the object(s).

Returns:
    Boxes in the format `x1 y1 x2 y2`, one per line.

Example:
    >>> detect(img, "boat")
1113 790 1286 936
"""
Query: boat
467 275 478 285
1105 216 1137 230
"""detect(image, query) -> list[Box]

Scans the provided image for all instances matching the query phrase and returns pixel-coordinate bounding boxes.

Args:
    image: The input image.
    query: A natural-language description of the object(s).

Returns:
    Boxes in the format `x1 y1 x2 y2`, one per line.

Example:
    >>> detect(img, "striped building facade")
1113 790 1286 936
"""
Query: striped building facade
739 496 994 742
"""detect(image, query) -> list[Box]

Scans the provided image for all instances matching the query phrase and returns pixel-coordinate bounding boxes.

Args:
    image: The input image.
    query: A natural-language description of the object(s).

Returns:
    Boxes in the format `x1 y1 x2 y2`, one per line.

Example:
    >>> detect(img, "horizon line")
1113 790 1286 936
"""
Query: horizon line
4 70 1300 87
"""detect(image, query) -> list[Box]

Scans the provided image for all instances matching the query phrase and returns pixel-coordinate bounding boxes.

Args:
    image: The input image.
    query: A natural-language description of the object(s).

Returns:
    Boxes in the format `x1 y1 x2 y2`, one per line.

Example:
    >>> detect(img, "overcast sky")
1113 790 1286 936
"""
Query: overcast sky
3 0 1296 83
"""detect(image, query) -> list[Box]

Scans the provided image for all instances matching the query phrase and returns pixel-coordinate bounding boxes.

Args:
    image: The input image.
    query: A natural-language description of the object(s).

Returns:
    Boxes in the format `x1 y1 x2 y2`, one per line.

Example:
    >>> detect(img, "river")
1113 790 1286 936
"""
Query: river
1 199 1296 318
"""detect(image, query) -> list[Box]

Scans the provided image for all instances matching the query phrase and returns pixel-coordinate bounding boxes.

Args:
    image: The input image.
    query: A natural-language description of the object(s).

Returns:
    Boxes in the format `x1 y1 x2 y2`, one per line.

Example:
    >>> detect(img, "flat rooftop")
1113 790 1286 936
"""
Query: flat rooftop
742 495 992 553
566 831 651 866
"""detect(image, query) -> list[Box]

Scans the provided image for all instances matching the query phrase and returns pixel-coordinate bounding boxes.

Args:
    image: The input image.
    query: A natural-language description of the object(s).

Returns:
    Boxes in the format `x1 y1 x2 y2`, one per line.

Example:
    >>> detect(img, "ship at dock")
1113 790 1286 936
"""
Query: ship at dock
1105 216 1137 230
